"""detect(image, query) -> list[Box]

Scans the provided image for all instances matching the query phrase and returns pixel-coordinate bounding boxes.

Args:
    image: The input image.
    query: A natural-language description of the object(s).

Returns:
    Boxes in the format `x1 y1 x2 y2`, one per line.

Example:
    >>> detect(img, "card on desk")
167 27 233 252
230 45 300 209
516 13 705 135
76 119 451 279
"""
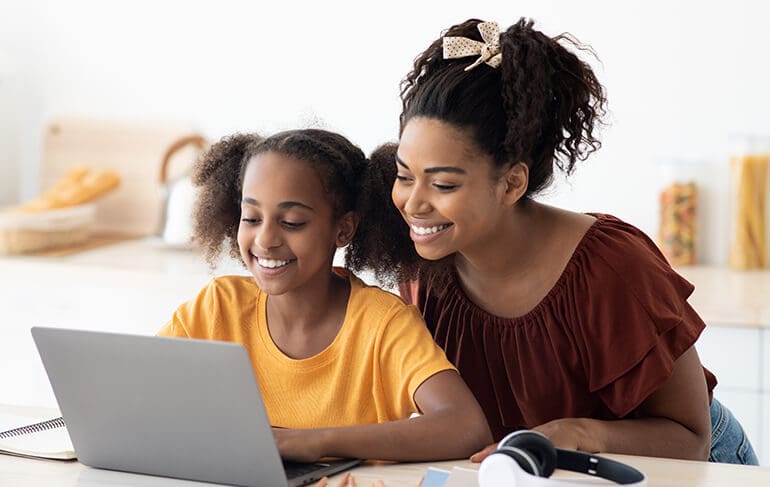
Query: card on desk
423 466 479 487
0 412 75 460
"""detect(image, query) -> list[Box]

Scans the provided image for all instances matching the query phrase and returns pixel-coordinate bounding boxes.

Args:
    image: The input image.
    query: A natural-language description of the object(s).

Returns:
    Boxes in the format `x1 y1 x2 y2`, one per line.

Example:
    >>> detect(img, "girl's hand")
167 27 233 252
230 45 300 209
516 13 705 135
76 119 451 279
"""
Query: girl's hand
314 472 385 487
272 427 324 463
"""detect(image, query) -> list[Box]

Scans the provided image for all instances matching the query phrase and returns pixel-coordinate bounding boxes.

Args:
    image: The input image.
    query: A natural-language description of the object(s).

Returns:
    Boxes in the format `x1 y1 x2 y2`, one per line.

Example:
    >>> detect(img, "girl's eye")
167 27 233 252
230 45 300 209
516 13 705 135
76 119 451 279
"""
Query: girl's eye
395 174 412 183
282 221 306 229
241 218 259 224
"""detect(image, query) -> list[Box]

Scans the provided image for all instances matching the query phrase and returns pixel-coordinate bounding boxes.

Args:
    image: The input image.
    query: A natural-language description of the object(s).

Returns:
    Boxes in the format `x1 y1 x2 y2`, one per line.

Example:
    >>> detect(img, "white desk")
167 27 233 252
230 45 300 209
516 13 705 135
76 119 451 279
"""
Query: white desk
2 441 770 486
2 404 770 487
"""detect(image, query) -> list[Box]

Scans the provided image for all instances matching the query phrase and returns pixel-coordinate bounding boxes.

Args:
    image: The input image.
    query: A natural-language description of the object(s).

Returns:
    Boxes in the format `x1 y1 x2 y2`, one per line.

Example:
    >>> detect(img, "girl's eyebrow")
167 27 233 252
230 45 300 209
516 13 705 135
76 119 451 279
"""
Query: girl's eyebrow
241 197 315 212
395 154 466 175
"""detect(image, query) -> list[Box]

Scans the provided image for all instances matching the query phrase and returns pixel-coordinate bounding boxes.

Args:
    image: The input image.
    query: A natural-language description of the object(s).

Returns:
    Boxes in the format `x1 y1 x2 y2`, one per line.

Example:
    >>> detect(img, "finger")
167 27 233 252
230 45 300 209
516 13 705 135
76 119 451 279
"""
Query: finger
314 477 328 487
470 443 498 463
338 472 353 487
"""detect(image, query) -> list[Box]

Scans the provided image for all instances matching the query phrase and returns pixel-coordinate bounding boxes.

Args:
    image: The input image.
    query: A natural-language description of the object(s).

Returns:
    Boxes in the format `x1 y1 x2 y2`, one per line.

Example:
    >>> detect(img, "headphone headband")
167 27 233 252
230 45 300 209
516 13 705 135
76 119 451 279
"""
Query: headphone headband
555 448 645 485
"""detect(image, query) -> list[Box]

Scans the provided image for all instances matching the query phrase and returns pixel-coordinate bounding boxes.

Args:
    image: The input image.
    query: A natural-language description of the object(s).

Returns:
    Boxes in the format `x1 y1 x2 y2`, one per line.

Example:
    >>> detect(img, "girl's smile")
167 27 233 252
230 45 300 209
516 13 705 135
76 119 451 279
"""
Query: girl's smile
252 254 297 276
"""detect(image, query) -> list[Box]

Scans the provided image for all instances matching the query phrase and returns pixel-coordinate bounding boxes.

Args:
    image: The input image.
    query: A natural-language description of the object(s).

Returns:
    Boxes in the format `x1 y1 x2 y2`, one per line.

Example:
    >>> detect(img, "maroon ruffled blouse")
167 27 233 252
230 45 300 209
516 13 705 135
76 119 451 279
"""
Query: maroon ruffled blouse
401 214 717 441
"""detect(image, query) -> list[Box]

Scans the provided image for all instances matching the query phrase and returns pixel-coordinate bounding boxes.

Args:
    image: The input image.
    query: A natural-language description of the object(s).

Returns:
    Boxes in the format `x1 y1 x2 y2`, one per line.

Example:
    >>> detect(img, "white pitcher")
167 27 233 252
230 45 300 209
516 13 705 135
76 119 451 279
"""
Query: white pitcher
158 135 208 248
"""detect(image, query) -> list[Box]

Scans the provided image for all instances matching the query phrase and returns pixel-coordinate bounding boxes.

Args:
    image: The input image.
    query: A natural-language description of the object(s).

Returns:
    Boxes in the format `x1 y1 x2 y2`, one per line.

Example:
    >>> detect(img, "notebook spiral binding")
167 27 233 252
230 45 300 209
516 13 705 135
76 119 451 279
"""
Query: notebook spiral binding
0 417 65 439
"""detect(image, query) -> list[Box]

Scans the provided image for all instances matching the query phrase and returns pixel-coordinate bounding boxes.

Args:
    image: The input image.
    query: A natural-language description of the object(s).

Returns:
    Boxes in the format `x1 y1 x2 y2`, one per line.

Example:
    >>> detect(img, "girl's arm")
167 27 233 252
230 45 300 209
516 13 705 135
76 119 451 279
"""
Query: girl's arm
273 369 492 462
471 346 711 462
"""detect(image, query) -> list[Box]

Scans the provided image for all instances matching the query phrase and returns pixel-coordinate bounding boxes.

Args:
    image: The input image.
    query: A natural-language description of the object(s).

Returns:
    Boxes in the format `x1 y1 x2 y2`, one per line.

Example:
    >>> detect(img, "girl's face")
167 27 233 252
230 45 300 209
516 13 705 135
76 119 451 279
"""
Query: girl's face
393 117 510 261
237 152 349 296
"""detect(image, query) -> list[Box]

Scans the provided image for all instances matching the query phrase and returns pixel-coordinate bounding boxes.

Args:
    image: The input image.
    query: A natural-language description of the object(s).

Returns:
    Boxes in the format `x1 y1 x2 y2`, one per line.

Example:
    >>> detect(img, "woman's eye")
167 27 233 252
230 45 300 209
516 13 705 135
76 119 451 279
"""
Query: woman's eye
395 174 412 183
241 218 260 224
433 183 458 191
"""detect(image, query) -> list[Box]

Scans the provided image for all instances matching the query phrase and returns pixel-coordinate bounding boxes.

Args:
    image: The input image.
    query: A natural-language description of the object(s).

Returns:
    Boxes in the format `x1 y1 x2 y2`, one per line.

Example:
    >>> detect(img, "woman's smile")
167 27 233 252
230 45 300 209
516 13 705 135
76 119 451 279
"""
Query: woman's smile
409 222 453 243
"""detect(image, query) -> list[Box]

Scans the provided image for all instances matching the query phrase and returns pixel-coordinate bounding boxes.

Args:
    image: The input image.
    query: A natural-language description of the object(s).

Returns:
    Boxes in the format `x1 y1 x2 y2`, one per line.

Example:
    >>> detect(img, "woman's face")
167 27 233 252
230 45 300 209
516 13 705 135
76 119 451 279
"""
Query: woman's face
392 117 509 261
237 152 345 296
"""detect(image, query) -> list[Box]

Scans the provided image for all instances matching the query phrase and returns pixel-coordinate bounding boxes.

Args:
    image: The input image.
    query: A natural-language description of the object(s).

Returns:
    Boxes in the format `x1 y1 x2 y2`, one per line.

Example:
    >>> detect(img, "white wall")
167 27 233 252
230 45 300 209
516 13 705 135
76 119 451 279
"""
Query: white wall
1 0 769 264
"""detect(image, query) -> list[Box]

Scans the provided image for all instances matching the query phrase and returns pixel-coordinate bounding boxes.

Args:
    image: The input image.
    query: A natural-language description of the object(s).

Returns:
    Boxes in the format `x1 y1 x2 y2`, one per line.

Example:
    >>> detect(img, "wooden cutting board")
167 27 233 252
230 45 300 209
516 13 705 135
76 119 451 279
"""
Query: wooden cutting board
39 117 204 236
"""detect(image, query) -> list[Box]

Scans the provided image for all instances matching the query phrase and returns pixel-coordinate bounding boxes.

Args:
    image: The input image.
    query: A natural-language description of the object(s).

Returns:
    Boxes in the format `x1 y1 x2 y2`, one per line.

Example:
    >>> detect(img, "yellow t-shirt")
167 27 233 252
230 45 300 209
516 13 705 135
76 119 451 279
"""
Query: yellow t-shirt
157 270 455 428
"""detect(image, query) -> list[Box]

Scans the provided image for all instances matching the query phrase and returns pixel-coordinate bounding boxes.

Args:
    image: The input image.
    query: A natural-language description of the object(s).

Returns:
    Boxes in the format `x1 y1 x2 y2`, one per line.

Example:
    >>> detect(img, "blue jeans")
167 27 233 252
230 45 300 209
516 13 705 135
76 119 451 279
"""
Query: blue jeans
709 398 759 465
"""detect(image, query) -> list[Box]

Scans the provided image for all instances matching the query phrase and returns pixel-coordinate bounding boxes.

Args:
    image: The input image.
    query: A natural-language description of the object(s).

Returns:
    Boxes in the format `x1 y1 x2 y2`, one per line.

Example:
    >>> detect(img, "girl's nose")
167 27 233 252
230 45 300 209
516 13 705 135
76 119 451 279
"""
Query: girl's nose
255 222 281 250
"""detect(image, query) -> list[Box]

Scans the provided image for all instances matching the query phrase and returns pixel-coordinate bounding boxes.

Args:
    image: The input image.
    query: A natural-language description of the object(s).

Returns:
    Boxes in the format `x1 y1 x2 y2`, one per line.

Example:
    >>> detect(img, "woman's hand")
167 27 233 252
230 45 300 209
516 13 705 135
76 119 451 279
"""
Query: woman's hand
532 418 596 451
469 442 498 463
272 427 325 463
469 418 597 463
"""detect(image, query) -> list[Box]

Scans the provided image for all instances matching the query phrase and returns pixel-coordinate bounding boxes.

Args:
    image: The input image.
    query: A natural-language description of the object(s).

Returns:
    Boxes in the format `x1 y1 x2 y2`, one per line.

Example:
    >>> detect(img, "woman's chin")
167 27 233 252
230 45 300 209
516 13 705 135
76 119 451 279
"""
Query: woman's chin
414 245 452 262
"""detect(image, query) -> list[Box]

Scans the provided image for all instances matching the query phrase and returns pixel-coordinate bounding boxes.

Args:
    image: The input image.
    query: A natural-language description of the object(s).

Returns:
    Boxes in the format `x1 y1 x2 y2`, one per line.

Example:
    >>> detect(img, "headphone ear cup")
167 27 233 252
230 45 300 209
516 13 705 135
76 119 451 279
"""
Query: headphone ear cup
499 430 557 477
479 447 538 486
479 450 524 486
496 446 541 475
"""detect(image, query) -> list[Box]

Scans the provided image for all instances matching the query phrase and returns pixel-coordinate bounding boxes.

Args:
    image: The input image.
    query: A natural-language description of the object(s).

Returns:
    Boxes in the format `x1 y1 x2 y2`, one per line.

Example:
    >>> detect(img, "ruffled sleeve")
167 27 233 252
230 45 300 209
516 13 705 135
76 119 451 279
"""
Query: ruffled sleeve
398 279 421 307
571 215 716 417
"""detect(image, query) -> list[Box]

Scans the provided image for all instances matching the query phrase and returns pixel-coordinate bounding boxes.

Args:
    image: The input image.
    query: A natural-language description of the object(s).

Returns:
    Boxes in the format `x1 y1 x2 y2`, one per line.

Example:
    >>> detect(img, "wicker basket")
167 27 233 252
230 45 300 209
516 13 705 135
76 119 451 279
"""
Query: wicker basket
0 204 97 255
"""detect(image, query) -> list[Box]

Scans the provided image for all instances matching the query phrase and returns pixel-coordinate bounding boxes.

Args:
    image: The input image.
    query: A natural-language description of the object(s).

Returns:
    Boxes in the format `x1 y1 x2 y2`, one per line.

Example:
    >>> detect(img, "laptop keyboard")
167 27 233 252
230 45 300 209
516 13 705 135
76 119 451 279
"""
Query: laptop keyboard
283 461 329 479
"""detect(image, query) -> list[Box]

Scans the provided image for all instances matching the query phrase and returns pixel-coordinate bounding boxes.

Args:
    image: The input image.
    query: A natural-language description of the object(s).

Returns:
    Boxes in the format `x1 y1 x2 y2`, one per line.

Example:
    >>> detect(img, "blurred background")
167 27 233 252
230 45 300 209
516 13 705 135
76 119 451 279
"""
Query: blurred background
1 0 769 264
1 0 770 463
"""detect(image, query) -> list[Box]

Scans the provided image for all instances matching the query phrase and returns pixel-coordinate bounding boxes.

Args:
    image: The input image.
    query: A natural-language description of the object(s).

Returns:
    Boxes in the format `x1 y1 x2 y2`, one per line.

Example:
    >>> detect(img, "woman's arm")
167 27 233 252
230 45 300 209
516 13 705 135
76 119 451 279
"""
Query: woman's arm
568 346 711 460
273 370 492 462
471 346 711 462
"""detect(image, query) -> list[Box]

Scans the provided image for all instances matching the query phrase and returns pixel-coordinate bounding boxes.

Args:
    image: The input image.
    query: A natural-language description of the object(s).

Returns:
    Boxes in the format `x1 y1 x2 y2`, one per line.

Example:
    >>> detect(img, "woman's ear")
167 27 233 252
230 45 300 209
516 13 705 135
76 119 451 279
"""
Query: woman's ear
335 211 359 248
498 162 529 206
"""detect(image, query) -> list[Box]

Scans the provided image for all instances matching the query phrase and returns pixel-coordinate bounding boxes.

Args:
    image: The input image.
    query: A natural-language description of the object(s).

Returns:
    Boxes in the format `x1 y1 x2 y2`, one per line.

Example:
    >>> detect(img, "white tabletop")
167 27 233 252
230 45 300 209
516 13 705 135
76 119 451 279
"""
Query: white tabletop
2 438 770 486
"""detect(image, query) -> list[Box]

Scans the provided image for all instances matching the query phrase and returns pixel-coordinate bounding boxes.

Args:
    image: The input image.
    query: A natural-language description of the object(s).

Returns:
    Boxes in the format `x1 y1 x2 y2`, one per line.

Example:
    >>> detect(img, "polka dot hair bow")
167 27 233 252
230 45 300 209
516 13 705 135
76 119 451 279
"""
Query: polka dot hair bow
442 21 502 71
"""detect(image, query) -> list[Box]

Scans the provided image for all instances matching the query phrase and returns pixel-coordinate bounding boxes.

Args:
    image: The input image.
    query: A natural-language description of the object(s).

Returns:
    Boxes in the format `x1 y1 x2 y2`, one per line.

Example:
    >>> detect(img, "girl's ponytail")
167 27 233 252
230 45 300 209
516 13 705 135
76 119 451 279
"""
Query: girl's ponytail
192 133 262 265
345 142 422 288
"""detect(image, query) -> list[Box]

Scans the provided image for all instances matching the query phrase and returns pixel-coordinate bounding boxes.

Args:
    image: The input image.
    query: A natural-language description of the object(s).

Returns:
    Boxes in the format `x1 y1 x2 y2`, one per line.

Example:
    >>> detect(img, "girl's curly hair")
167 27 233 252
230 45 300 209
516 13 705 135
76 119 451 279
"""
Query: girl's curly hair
192 129 384 271
351 18 608 290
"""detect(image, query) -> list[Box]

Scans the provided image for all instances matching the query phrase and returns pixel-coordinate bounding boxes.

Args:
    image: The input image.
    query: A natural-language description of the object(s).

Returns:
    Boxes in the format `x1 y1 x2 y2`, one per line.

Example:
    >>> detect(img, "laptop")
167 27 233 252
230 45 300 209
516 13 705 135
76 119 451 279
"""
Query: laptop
31 326 361 487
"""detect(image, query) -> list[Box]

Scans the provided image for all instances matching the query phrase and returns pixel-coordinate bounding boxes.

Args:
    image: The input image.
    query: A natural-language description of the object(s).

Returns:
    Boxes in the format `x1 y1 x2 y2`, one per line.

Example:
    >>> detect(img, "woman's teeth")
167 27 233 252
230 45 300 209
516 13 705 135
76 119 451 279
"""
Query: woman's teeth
257 258 292 268
411 224 450 235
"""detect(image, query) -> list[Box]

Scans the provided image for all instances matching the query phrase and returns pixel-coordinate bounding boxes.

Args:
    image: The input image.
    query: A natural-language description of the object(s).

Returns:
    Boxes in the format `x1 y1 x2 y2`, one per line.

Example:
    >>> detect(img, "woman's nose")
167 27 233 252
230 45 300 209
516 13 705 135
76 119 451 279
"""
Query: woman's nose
401 184 432 216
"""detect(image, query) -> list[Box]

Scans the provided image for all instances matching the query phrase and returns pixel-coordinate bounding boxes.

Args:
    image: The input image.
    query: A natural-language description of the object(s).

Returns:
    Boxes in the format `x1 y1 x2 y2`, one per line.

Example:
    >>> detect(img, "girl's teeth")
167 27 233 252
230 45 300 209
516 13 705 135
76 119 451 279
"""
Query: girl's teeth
411 224 449 235
258 258 291 268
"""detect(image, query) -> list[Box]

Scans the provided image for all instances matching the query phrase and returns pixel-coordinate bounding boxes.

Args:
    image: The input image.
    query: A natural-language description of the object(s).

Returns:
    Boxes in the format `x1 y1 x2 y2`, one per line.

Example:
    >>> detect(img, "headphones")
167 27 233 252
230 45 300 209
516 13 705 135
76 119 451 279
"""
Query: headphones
479 430 646 486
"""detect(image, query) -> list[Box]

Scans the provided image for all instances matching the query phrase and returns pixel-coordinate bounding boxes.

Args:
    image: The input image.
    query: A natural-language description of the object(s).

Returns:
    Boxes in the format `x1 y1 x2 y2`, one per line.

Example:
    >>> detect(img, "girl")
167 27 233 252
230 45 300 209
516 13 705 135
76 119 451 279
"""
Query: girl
157 129 492 462
354 18 758 464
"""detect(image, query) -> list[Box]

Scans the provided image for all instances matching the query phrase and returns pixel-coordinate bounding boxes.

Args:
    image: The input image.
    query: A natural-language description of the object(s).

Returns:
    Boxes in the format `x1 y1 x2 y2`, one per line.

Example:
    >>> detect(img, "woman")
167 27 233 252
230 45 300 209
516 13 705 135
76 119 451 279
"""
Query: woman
350 17 757 464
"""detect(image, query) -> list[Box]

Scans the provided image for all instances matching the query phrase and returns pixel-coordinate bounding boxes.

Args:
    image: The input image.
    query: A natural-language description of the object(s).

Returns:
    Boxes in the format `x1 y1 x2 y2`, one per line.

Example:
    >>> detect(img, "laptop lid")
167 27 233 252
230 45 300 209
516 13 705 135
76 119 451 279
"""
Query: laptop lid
31 327 359 487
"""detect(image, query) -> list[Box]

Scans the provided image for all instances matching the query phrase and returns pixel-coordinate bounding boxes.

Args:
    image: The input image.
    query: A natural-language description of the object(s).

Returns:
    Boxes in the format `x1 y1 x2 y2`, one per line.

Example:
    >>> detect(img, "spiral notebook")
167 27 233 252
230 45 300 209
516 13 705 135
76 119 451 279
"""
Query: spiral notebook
0 413 75 460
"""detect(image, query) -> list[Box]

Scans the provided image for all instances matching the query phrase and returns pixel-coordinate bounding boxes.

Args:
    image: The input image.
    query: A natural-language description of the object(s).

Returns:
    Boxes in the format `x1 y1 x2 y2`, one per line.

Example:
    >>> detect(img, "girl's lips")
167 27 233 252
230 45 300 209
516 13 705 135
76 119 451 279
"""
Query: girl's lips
255 260 294 276
251 253 296 276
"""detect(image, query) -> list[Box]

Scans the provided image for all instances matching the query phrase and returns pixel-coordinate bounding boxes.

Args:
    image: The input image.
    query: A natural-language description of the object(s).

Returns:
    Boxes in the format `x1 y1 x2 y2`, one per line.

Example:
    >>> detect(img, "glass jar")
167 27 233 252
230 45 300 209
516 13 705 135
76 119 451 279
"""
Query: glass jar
728 135 770 270
658 161 699 266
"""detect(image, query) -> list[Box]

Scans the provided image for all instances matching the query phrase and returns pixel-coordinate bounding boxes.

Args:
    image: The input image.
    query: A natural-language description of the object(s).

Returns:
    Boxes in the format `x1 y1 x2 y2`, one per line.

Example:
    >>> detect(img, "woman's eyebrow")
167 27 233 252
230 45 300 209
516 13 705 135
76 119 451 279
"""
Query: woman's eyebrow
395 154 466 175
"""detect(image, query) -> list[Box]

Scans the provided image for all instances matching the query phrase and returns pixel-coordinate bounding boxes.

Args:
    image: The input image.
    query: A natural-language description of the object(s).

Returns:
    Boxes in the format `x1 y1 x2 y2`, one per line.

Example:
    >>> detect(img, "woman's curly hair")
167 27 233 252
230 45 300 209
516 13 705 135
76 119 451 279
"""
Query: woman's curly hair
352 18 609 290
